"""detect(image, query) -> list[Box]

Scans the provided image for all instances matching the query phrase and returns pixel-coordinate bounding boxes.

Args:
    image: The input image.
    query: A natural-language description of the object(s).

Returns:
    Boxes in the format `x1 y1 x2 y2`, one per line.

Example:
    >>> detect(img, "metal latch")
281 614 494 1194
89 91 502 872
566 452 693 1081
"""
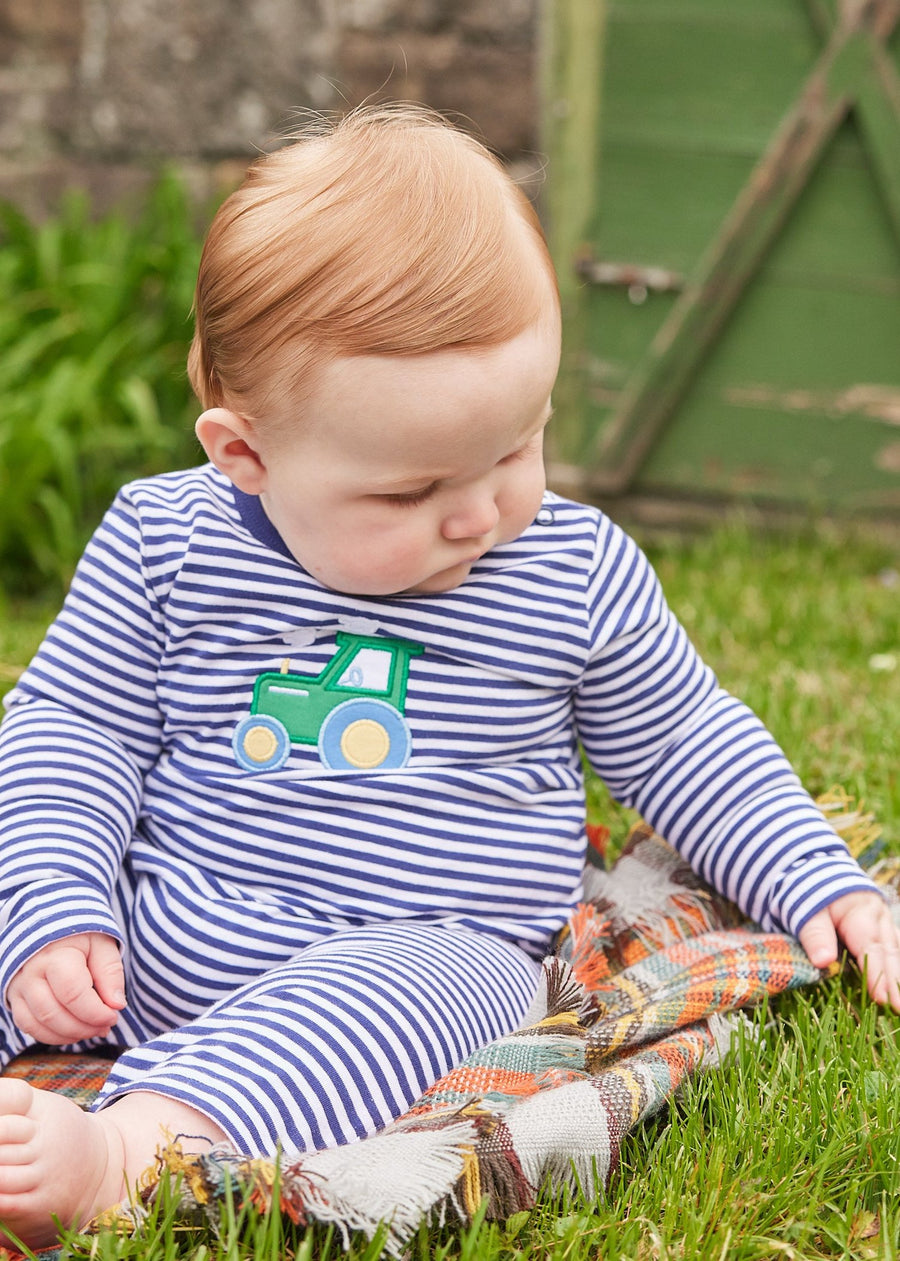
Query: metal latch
575 249 685 304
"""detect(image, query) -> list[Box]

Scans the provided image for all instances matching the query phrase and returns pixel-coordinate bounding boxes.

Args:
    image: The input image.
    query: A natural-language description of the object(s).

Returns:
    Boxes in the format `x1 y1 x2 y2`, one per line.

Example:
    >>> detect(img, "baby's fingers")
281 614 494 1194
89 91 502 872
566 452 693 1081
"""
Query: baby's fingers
862 937 900 1012
43 948 121 1029
797 911 839 970
84 934 126 1011
10 976 106 1045
832 898 900 1012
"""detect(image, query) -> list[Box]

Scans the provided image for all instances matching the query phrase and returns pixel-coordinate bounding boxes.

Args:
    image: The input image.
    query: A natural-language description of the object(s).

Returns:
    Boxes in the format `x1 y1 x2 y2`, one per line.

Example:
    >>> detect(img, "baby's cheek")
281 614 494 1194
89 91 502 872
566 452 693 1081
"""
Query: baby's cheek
367 530 428 577
329 526 429 594
501 474 546 541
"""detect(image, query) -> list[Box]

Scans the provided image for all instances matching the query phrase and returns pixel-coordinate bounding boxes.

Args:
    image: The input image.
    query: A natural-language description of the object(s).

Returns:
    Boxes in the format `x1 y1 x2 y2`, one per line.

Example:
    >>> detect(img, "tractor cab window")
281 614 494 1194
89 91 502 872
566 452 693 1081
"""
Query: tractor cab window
336 647 392 693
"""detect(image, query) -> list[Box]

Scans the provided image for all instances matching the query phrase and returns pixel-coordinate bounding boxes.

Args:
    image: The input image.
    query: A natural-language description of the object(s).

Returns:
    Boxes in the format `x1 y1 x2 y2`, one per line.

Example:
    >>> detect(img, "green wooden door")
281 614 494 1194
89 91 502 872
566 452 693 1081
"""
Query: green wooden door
542 0 900 513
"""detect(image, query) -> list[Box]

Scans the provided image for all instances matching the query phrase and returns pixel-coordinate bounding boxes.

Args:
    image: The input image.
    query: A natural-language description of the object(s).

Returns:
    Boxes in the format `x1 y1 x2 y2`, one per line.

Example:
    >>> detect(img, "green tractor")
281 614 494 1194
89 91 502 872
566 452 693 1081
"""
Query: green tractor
232 631 424 773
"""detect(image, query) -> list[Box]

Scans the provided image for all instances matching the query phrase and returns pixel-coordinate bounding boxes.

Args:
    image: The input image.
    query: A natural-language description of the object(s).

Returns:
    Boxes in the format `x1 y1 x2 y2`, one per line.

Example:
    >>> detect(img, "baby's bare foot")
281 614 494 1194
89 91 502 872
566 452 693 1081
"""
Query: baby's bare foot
0 1077 126 1249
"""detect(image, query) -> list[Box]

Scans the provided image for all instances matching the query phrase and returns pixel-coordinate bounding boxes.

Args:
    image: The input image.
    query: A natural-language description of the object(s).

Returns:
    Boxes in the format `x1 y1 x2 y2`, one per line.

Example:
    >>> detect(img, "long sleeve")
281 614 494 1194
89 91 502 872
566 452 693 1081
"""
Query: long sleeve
575 517 880 937
0 490 165 999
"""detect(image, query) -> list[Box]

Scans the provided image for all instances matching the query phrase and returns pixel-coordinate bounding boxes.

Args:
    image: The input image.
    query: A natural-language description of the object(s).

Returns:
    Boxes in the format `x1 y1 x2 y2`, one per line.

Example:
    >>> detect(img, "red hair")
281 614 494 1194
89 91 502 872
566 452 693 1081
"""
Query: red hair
187 104 559 425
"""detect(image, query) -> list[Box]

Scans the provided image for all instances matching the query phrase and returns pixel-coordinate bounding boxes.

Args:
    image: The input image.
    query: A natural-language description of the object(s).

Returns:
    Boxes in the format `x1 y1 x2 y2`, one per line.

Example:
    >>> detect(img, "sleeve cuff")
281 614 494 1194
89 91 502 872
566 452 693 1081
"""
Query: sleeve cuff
0 884 123 1006
765 847 884 938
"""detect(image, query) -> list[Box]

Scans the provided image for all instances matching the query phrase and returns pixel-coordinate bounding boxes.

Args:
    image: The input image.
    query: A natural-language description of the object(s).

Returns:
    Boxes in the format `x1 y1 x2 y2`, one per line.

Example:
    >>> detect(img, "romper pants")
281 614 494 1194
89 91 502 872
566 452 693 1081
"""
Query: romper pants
0 889 542 1157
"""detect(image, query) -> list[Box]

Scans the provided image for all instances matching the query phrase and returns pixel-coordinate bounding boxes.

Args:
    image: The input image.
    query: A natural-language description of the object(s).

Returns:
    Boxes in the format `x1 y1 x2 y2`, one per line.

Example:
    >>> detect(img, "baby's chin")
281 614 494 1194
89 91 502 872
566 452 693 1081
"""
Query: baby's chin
400 560 476 596
314 564 471 600
307 554 480 599
341 564 474 599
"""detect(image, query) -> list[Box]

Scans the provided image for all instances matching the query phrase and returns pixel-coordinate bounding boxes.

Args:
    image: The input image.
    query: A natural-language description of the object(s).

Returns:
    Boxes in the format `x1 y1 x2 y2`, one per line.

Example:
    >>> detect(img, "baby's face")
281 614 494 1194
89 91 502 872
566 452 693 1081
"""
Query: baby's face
257 318 561 596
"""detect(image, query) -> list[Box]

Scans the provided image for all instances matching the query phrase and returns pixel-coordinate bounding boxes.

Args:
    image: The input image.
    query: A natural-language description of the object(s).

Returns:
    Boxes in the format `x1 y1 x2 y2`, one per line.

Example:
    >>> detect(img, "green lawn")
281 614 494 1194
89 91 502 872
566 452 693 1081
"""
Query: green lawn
1 518 898 1260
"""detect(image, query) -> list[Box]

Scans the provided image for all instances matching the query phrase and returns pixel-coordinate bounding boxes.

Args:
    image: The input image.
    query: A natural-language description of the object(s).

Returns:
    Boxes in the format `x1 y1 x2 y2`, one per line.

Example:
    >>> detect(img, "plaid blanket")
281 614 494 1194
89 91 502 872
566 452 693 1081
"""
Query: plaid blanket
7 791 897 1255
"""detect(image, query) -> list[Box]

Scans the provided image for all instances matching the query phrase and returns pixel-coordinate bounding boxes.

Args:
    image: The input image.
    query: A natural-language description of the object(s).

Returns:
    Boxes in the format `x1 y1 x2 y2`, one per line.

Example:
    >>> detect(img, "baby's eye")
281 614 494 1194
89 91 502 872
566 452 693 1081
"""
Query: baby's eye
503 435 542 464
381 483 439 508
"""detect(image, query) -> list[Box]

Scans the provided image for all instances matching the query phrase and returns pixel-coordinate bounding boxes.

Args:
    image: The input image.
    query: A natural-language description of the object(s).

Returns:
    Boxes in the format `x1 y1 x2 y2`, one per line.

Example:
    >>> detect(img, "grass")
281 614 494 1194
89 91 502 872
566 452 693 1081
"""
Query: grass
0 517 898 1260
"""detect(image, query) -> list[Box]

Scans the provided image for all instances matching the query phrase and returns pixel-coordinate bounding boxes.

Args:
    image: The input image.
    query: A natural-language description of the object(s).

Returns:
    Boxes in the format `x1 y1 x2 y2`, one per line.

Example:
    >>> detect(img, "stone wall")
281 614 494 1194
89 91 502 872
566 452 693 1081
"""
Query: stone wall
0 0 540 215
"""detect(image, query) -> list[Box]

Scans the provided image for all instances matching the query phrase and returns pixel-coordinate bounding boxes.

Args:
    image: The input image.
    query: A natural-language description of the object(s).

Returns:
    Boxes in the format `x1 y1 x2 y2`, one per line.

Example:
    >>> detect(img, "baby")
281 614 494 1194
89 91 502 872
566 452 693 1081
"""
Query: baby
0 104 897 1248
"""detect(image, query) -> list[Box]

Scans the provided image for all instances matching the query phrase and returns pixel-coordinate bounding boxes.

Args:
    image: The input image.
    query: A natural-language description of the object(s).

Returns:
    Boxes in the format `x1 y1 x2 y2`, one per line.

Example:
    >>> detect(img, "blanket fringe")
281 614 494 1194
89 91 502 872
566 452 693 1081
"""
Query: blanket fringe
817 785 882 863
282 1120 478 1255
704 1010 754 1068
516 956 586 1029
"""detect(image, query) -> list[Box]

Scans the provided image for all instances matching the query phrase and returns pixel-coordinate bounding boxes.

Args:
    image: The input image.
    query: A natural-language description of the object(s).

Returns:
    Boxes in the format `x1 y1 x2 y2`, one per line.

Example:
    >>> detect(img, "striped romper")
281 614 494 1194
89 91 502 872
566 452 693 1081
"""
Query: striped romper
0 467 876 1156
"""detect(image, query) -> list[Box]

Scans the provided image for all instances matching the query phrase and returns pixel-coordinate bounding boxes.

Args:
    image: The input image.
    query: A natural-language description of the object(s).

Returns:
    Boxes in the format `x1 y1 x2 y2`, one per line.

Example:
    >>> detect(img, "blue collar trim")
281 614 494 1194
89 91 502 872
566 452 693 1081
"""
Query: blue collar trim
231 486 294 560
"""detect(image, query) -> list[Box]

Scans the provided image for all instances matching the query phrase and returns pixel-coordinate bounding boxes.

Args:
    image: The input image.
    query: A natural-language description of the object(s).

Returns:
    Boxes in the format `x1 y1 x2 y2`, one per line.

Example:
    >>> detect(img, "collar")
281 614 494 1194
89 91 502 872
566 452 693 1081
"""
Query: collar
230 486 294 560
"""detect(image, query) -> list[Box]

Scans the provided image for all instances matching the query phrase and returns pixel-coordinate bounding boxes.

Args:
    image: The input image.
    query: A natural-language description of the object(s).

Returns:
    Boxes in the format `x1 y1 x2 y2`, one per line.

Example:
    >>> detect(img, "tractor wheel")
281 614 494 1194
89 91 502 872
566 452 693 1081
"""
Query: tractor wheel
232 714 291 772
318 699 412 771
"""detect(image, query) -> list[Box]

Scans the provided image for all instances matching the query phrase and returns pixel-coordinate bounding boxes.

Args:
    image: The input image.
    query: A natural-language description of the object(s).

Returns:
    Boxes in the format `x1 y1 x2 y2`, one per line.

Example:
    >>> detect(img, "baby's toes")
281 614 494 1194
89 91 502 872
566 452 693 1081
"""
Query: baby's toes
0 1161 41 1199
0 1111 36 1151
0 1081 39 1182
0 1079 37 1120
0 1122 38 1202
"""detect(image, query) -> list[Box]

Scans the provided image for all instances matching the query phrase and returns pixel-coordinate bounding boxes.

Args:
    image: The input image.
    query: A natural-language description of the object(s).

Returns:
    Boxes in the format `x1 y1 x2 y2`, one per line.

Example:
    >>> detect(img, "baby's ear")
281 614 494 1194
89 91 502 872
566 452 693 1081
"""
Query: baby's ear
195 409 268 494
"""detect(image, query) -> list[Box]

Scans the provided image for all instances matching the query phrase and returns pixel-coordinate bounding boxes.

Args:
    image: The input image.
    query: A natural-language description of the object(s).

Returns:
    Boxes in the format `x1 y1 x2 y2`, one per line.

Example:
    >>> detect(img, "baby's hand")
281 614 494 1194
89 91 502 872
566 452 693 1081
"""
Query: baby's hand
798 891 900 1011
7 932 126 1045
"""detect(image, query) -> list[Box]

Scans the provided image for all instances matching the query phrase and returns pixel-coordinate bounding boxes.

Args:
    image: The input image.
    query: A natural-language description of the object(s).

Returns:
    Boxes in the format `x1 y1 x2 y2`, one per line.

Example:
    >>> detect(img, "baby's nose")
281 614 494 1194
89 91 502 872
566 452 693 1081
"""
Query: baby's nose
441 493 501 541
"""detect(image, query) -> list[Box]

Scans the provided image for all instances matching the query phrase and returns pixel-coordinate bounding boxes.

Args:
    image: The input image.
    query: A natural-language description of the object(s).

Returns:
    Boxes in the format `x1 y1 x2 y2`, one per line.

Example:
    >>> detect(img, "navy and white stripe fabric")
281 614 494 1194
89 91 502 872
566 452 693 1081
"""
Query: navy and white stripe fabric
97 921 541 1154
0 465 877 1153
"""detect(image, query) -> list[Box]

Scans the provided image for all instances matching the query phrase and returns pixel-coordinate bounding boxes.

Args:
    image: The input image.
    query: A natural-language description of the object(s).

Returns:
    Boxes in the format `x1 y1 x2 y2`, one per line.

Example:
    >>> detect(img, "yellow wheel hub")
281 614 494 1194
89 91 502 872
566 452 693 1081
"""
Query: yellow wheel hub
242 725 279 764
339 719 390 769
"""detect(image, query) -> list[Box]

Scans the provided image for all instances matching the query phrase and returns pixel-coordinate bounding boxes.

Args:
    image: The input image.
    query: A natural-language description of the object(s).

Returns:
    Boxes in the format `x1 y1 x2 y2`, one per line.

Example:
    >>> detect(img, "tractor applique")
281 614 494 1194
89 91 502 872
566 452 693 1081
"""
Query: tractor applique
232 631 424 773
